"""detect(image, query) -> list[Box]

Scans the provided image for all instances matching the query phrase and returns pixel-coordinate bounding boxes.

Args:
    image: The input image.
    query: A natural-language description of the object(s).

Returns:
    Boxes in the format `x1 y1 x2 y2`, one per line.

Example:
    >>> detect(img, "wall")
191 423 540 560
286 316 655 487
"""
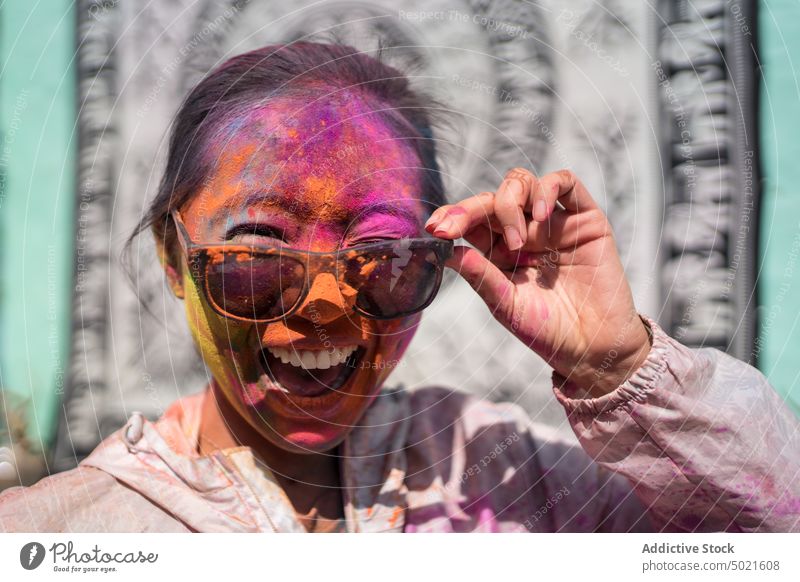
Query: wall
0 1 75 447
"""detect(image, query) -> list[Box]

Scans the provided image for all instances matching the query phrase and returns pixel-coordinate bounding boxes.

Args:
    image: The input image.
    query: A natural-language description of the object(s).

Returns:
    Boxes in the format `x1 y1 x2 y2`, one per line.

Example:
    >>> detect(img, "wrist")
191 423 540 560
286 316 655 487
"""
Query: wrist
567 315 654 398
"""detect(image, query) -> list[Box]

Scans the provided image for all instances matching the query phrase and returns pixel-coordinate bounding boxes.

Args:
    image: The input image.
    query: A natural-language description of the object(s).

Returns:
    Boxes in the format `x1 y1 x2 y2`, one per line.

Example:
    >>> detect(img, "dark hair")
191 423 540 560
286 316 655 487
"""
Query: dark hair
127 41 446 264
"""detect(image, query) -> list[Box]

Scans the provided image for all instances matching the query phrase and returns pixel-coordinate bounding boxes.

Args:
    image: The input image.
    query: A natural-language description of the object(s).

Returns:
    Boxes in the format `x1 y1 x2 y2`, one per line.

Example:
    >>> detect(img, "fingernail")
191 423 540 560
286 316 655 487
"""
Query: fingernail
434 217 454 235
504 226 523 251
535 199 548 221
425 208 446 228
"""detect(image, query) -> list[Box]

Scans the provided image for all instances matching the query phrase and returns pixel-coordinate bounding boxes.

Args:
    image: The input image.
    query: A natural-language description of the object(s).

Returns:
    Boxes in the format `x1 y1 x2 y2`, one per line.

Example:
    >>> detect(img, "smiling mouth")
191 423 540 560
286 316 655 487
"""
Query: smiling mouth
257 345 365 398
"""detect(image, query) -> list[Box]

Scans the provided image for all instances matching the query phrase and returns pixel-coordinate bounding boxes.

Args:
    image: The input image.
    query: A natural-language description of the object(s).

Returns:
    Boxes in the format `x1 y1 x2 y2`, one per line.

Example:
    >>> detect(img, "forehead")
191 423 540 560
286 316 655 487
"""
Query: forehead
194 93 425 226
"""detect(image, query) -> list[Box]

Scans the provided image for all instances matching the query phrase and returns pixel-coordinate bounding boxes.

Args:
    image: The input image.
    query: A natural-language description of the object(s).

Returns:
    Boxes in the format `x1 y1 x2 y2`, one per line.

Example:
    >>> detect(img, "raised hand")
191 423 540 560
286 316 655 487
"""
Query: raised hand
426 168 652 397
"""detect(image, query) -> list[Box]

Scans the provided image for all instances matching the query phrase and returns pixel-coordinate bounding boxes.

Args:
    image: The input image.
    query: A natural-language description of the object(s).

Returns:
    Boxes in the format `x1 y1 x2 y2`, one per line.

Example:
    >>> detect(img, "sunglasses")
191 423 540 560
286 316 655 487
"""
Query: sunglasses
170 210 454 323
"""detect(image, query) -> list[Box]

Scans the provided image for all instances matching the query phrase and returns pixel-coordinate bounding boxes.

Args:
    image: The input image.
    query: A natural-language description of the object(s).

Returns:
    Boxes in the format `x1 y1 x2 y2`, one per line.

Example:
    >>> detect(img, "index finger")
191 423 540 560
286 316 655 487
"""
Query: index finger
424 191 496 239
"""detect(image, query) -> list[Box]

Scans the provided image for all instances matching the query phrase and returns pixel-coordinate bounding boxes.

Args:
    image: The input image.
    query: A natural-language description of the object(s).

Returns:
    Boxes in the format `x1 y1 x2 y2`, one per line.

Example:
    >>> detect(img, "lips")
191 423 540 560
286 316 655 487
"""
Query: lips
257 345 364 398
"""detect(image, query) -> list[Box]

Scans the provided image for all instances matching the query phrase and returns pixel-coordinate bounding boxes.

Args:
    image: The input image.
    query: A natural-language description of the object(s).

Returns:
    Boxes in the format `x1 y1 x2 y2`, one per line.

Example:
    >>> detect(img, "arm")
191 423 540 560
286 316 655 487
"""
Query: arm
554 315 800 532
426 167 800 532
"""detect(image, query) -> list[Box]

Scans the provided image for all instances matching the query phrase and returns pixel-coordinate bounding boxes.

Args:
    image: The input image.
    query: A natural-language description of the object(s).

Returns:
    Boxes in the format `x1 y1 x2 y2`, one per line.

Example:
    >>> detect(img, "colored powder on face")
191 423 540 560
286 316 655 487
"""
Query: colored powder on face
302 273 349 309
190 93 427 244
358 260 378 278
297 175 350 223
172 90 431 453
181 266 251 373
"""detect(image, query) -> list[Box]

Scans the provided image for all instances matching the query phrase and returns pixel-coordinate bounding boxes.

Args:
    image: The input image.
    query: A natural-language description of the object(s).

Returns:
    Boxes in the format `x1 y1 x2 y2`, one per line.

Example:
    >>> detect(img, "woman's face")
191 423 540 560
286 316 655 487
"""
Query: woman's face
172 94 428 454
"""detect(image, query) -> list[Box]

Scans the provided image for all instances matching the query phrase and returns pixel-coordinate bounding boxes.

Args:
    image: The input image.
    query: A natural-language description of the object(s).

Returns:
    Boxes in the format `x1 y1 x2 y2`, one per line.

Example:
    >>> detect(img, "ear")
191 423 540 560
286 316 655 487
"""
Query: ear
156 238 185 299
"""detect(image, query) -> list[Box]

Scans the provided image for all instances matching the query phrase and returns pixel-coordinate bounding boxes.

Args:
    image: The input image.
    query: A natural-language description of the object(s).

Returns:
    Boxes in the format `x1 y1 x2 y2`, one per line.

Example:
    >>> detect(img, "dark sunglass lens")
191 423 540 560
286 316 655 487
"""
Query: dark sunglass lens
350 244 442 318
205 252 305 320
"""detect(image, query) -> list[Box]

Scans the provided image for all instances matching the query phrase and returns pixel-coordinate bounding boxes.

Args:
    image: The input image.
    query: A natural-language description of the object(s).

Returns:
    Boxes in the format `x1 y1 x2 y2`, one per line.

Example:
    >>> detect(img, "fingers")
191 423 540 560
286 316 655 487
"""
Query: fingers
531 173 560 222
540 169 599 214
460 223 495 254
446 245 515 316
425 169 602 248
461 224 558 270
425 191 494 239
494 168 533 251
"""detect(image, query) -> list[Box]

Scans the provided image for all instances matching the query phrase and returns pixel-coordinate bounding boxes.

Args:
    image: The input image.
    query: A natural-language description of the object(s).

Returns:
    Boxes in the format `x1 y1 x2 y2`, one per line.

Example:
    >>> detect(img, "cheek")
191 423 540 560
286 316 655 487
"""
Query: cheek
370 316 420 368
182 270 251 374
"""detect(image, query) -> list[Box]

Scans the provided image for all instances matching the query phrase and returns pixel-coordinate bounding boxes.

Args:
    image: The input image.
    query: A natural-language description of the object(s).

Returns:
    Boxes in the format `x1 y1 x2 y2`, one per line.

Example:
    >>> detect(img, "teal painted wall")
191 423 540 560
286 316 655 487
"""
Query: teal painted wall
758 0 800 413
0 1 75 446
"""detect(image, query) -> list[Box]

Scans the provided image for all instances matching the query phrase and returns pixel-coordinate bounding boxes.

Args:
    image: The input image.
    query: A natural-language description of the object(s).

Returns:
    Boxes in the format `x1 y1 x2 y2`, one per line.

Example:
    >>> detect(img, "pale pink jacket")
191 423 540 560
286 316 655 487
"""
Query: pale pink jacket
2 317 799 532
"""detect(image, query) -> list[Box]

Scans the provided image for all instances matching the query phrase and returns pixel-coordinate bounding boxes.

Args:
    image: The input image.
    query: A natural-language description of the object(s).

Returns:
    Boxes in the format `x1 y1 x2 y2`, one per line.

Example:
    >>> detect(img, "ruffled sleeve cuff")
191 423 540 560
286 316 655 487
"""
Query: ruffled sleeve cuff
552 314 671 416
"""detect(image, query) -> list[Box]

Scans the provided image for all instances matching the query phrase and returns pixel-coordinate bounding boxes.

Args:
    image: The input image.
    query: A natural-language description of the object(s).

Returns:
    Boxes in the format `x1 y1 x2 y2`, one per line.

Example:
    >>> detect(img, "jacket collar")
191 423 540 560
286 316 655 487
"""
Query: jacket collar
81 386 410 532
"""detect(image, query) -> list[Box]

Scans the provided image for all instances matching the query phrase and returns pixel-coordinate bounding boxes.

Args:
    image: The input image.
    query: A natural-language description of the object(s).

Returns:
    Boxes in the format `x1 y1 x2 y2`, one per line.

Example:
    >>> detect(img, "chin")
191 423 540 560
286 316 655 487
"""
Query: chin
238 383 377 454
275 426 349 454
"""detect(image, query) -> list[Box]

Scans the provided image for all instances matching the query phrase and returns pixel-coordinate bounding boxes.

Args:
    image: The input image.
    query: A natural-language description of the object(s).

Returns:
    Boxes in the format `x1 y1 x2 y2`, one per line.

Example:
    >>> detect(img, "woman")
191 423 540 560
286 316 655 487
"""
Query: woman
1 42 798 533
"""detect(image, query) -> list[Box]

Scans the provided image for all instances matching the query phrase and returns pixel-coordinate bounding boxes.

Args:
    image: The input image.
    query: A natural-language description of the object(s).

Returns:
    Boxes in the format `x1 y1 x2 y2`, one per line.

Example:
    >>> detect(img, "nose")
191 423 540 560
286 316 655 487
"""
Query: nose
294 272 357 325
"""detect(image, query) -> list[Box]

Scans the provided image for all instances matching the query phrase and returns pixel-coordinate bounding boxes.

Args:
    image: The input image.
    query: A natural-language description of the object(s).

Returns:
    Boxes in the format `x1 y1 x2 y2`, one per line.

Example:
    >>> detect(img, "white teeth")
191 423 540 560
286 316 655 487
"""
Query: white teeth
329 350 345 367
301 352 316 370
266 346 358 370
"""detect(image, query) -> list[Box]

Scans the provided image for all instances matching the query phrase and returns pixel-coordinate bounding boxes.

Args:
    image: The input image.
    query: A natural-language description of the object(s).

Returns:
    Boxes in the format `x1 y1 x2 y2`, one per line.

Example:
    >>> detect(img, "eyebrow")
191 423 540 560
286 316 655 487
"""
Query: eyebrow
353 200 421 225
234 192 313 219
215 191 422 226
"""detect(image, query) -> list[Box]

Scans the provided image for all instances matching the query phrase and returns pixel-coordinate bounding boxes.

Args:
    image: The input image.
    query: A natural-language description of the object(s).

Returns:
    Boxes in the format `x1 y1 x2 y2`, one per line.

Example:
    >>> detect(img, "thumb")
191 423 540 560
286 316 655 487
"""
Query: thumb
446 245 515 317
